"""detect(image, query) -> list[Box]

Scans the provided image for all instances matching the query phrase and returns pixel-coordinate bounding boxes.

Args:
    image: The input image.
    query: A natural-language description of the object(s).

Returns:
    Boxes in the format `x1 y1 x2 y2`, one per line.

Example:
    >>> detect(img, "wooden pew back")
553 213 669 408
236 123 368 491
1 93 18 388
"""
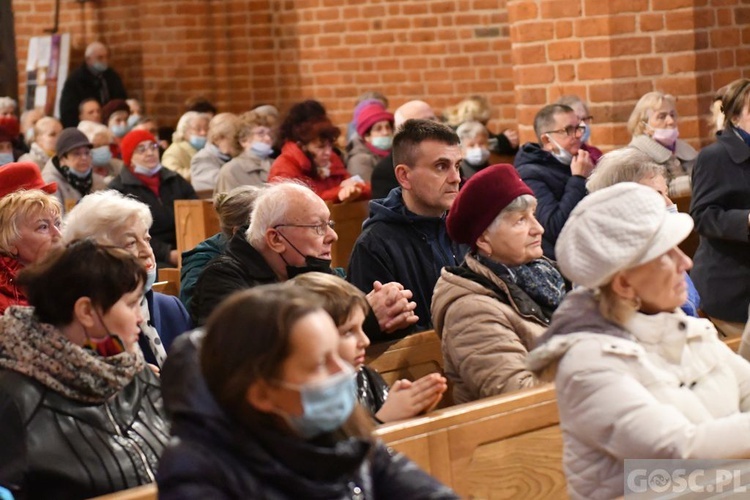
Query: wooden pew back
673 194 699 259
174 199 221 267
374 385 566 498
89 483 157 500
366 329 444 386
328 200 369 270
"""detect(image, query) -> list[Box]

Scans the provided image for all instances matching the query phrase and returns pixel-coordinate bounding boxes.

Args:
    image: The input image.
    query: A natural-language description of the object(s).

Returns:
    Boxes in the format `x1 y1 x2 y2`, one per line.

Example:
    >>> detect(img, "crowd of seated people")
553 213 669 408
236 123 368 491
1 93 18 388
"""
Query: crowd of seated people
3 36 750 500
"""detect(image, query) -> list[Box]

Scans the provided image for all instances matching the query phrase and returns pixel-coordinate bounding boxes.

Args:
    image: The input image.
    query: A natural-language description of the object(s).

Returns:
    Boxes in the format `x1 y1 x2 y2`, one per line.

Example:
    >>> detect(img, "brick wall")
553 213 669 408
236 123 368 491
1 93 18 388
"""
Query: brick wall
508 0 750 150
11 0 750 151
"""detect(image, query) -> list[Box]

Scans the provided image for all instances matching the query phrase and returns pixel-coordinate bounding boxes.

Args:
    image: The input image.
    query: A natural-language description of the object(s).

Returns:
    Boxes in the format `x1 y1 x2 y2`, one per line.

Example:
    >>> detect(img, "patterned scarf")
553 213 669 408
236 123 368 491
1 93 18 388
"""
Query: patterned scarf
476 254 566 311
54 162 93 196
0 306 144 404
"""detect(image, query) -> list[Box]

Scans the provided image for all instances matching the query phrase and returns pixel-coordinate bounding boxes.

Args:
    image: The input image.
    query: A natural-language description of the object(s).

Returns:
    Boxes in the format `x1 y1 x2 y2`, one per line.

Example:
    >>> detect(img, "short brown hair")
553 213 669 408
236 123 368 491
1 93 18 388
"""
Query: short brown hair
721 78 750 132
289 272 369 326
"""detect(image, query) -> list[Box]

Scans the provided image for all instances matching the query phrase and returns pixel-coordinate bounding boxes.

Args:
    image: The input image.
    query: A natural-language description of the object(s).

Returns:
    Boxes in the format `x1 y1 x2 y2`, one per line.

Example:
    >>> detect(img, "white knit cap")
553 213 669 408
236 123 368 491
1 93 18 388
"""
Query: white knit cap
555 182 694 288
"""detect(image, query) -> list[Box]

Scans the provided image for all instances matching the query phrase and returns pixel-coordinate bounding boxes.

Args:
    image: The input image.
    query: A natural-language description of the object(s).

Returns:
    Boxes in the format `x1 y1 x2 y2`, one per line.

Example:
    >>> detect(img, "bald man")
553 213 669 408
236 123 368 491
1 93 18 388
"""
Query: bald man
60 41 127 128
371 100 437 199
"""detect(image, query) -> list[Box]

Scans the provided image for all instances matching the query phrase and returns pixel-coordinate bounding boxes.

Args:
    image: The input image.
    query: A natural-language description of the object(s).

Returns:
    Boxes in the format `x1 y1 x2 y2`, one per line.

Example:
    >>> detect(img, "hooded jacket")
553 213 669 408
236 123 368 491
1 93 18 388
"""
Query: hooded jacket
526 288 750 500
431 254 549 403
157 330 459 500
514 143 587 260
347 188 467 341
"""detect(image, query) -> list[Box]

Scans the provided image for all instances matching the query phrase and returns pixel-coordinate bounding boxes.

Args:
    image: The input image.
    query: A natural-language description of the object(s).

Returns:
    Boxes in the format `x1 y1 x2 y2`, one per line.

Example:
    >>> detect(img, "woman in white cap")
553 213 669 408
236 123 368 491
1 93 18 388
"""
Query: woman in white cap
527 182 750 500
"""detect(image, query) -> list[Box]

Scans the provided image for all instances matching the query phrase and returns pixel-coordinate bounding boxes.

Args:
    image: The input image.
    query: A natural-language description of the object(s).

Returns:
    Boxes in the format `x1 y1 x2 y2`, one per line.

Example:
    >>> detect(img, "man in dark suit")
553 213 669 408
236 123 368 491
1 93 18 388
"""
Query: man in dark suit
60 41 127 128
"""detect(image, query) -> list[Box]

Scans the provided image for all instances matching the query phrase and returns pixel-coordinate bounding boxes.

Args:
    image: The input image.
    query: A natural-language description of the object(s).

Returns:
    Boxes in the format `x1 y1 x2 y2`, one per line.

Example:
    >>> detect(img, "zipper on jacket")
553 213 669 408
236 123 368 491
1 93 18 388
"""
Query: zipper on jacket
105 403 156 482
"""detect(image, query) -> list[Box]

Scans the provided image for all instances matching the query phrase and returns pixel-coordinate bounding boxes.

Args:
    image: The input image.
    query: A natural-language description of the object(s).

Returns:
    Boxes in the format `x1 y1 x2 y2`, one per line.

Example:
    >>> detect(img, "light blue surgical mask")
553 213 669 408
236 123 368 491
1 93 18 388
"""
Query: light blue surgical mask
189 135 207 150
68 166 92 178
580 124 591 144
275 364 357 439
547 136 573 166
111 124 128 138
666 204 679 214
371 135 393 151
144 267 158 292
133 162 162 177
127 114 140 129
90 61 108 74
250 141 273 158
91 145 112 166
464 146 490 166
0 152 13 167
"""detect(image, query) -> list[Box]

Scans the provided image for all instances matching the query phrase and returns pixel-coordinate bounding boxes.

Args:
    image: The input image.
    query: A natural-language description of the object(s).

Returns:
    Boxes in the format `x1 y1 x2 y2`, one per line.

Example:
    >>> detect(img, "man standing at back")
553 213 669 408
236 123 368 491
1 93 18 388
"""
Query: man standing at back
60 41 128 128
348 119 467 341
514 104 594 260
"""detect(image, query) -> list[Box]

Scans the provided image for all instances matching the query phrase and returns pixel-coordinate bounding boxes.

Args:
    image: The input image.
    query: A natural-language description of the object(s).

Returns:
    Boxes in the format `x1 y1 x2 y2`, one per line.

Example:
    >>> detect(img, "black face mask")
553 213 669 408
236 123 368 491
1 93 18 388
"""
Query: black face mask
277 231 333 278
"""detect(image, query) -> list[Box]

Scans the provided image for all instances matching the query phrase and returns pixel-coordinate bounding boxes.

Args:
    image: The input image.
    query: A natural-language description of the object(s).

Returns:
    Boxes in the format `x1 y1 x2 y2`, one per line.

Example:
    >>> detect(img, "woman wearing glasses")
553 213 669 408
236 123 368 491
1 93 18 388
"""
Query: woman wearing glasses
627 91 697 198
514 103 594 260
109 129 197 268
214 111 276 194
41 128 107 213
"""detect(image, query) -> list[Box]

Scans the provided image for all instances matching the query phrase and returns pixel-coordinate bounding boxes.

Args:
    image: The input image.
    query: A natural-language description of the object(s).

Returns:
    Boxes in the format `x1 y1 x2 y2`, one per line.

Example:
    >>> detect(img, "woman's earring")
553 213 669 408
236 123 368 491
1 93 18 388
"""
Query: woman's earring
629 295 642 311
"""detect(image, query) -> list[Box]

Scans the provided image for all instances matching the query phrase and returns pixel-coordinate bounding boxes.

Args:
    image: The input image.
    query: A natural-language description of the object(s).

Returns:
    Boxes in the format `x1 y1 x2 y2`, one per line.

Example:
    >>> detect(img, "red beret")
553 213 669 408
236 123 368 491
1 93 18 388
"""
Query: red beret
356 103 393 137
0 162 57 198
120 129 156 167
0 116 19 143
447 164 534 249
101 99 130 125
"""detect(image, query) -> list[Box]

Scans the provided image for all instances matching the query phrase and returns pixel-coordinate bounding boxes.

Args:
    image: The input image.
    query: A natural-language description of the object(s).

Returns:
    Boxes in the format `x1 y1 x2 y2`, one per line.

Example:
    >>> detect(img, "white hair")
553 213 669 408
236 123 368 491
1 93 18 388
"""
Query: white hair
456 121 488 143
84 41 107 59
485 194 537 234
172 111 210 143
246 181 319 248
63 190 153 245
0 97 17 112
586 148 667 193
77 120 110 143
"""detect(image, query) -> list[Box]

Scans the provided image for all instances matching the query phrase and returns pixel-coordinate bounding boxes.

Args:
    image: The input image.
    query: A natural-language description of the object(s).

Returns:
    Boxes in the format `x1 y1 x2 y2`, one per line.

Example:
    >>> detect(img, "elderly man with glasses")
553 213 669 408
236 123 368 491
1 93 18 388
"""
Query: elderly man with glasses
191 181 419 337
514 103 595 260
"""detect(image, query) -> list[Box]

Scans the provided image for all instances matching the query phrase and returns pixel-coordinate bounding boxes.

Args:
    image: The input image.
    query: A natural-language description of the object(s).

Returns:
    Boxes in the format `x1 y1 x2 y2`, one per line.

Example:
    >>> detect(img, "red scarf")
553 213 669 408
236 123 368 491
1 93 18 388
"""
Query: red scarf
365 141 390 158
132 169 162 198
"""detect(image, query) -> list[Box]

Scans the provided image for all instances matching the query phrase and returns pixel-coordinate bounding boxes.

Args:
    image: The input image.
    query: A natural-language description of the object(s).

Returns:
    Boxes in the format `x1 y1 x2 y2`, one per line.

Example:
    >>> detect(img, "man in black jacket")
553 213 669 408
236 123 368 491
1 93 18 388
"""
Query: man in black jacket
60 41 127 127
191 181 418 334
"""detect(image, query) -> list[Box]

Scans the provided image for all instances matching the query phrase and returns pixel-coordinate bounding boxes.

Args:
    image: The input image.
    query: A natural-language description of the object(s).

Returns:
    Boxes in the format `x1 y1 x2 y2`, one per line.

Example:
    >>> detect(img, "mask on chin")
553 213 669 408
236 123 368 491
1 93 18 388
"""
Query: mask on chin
276 230 333 278
546 136 573 166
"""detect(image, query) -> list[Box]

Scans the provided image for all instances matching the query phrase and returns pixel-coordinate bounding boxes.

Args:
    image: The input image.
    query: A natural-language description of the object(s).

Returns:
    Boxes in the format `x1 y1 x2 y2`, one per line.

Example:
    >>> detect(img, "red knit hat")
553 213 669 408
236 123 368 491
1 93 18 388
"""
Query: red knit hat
447 164 534 248
0 162 58 198
355 103 394 137
0 117 18 143
120 129 156 167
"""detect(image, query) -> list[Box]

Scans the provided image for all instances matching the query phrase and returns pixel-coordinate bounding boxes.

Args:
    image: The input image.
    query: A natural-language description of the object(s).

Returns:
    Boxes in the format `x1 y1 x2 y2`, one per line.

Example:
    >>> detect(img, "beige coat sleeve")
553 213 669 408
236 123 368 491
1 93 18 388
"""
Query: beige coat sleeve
442 294 538 399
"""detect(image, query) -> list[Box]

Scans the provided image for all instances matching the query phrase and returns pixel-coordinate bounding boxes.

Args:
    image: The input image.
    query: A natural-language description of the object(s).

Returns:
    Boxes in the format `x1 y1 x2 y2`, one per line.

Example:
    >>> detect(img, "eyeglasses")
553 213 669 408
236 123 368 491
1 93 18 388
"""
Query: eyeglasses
252 128 273 138
66 149 92 158
274 220 335 236
544 125 586 137
133 142 159 155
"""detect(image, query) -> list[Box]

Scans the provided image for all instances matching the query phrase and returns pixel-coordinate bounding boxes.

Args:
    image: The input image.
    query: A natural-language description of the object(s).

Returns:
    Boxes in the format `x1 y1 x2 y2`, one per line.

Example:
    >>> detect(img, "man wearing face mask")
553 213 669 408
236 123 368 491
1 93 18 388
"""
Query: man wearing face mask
514 104 594 260
60 41 128 128
41 128 108 214
191 182 420 338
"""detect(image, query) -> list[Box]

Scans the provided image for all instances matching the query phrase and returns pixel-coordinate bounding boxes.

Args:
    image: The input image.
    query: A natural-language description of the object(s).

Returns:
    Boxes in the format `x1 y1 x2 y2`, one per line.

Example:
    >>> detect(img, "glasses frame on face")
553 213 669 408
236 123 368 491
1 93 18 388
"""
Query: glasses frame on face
133 142 159 155
543 125 586 138
273 220 335 237
66 148 92 159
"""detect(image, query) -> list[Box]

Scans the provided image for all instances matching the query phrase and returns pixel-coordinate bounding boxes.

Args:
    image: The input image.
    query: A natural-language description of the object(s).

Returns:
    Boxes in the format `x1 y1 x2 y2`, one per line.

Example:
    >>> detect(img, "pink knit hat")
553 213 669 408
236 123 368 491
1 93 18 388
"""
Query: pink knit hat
356 103 394 137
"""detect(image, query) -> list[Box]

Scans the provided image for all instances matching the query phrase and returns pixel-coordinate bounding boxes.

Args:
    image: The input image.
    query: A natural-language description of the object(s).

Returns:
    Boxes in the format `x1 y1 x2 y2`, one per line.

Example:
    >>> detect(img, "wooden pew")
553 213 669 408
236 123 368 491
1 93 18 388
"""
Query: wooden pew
374 384 566 499
89 483 157 500
174 199 221 267
672 194 699 259
328 199 369 270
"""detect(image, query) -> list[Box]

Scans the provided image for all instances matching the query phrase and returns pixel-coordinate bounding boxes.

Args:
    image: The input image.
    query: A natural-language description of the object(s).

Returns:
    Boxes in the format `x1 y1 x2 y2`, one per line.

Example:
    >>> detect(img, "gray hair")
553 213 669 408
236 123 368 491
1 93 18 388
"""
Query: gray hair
533 104 573 143
84 41 107 59
627 91 676 137
485 194 537 234
246 181 319 249
0 97 17 112
63 190 153 245
172 111 210 143
455 121 489 143
586 148 667 192
77 120 110 143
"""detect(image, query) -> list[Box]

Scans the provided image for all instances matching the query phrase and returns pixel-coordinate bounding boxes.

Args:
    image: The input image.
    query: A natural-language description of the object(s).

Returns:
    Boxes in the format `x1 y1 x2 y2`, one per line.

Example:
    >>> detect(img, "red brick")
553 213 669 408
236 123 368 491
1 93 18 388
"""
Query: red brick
548 40 582 61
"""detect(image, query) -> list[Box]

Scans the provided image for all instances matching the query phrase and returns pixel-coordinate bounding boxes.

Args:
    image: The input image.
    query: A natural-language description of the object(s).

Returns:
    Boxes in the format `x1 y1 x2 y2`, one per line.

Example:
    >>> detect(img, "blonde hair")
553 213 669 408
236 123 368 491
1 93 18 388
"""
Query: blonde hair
172 111 211 143
443 95 492 127
595 283 637 326
236 111 276 145
0 190 62 256
627 92 677 136
213 185 262 237
208 112 241 145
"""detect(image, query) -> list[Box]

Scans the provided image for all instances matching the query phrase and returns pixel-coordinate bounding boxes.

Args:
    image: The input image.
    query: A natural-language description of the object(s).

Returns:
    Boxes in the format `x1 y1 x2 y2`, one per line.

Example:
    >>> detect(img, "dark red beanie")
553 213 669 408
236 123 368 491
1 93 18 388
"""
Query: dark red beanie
101 98 130 125
447 164 534 248
356 103 393 137
120 129 156 167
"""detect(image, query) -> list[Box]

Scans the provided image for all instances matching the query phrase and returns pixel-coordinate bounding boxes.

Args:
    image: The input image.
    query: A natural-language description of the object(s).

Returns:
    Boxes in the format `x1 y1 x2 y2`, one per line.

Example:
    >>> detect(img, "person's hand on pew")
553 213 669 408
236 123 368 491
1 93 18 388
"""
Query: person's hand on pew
375 373 448 423
367 281 419 334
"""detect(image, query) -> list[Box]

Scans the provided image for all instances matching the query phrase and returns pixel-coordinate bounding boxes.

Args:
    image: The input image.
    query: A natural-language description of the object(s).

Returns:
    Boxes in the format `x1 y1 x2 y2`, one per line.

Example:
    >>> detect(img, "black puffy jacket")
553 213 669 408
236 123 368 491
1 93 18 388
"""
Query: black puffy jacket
157 331 459 500
0 368 168 499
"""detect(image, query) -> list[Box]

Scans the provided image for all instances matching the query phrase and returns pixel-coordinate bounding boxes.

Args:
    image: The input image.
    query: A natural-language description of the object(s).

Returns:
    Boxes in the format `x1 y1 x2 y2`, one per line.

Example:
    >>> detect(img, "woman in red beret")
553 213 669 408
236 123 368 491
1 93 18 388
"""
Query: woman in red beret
431 164 567 404
269 100 370 203
109 129 197 268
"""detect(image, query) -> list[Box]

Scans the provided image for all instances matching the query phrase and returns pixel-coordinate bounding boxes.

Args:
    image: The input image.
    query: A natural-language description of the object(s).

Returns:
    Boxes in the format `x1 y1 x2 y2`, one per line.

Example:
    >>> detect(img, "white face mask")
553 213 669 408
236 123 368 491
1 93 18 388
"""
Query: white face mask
546 136 573 166
464 146 490 166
